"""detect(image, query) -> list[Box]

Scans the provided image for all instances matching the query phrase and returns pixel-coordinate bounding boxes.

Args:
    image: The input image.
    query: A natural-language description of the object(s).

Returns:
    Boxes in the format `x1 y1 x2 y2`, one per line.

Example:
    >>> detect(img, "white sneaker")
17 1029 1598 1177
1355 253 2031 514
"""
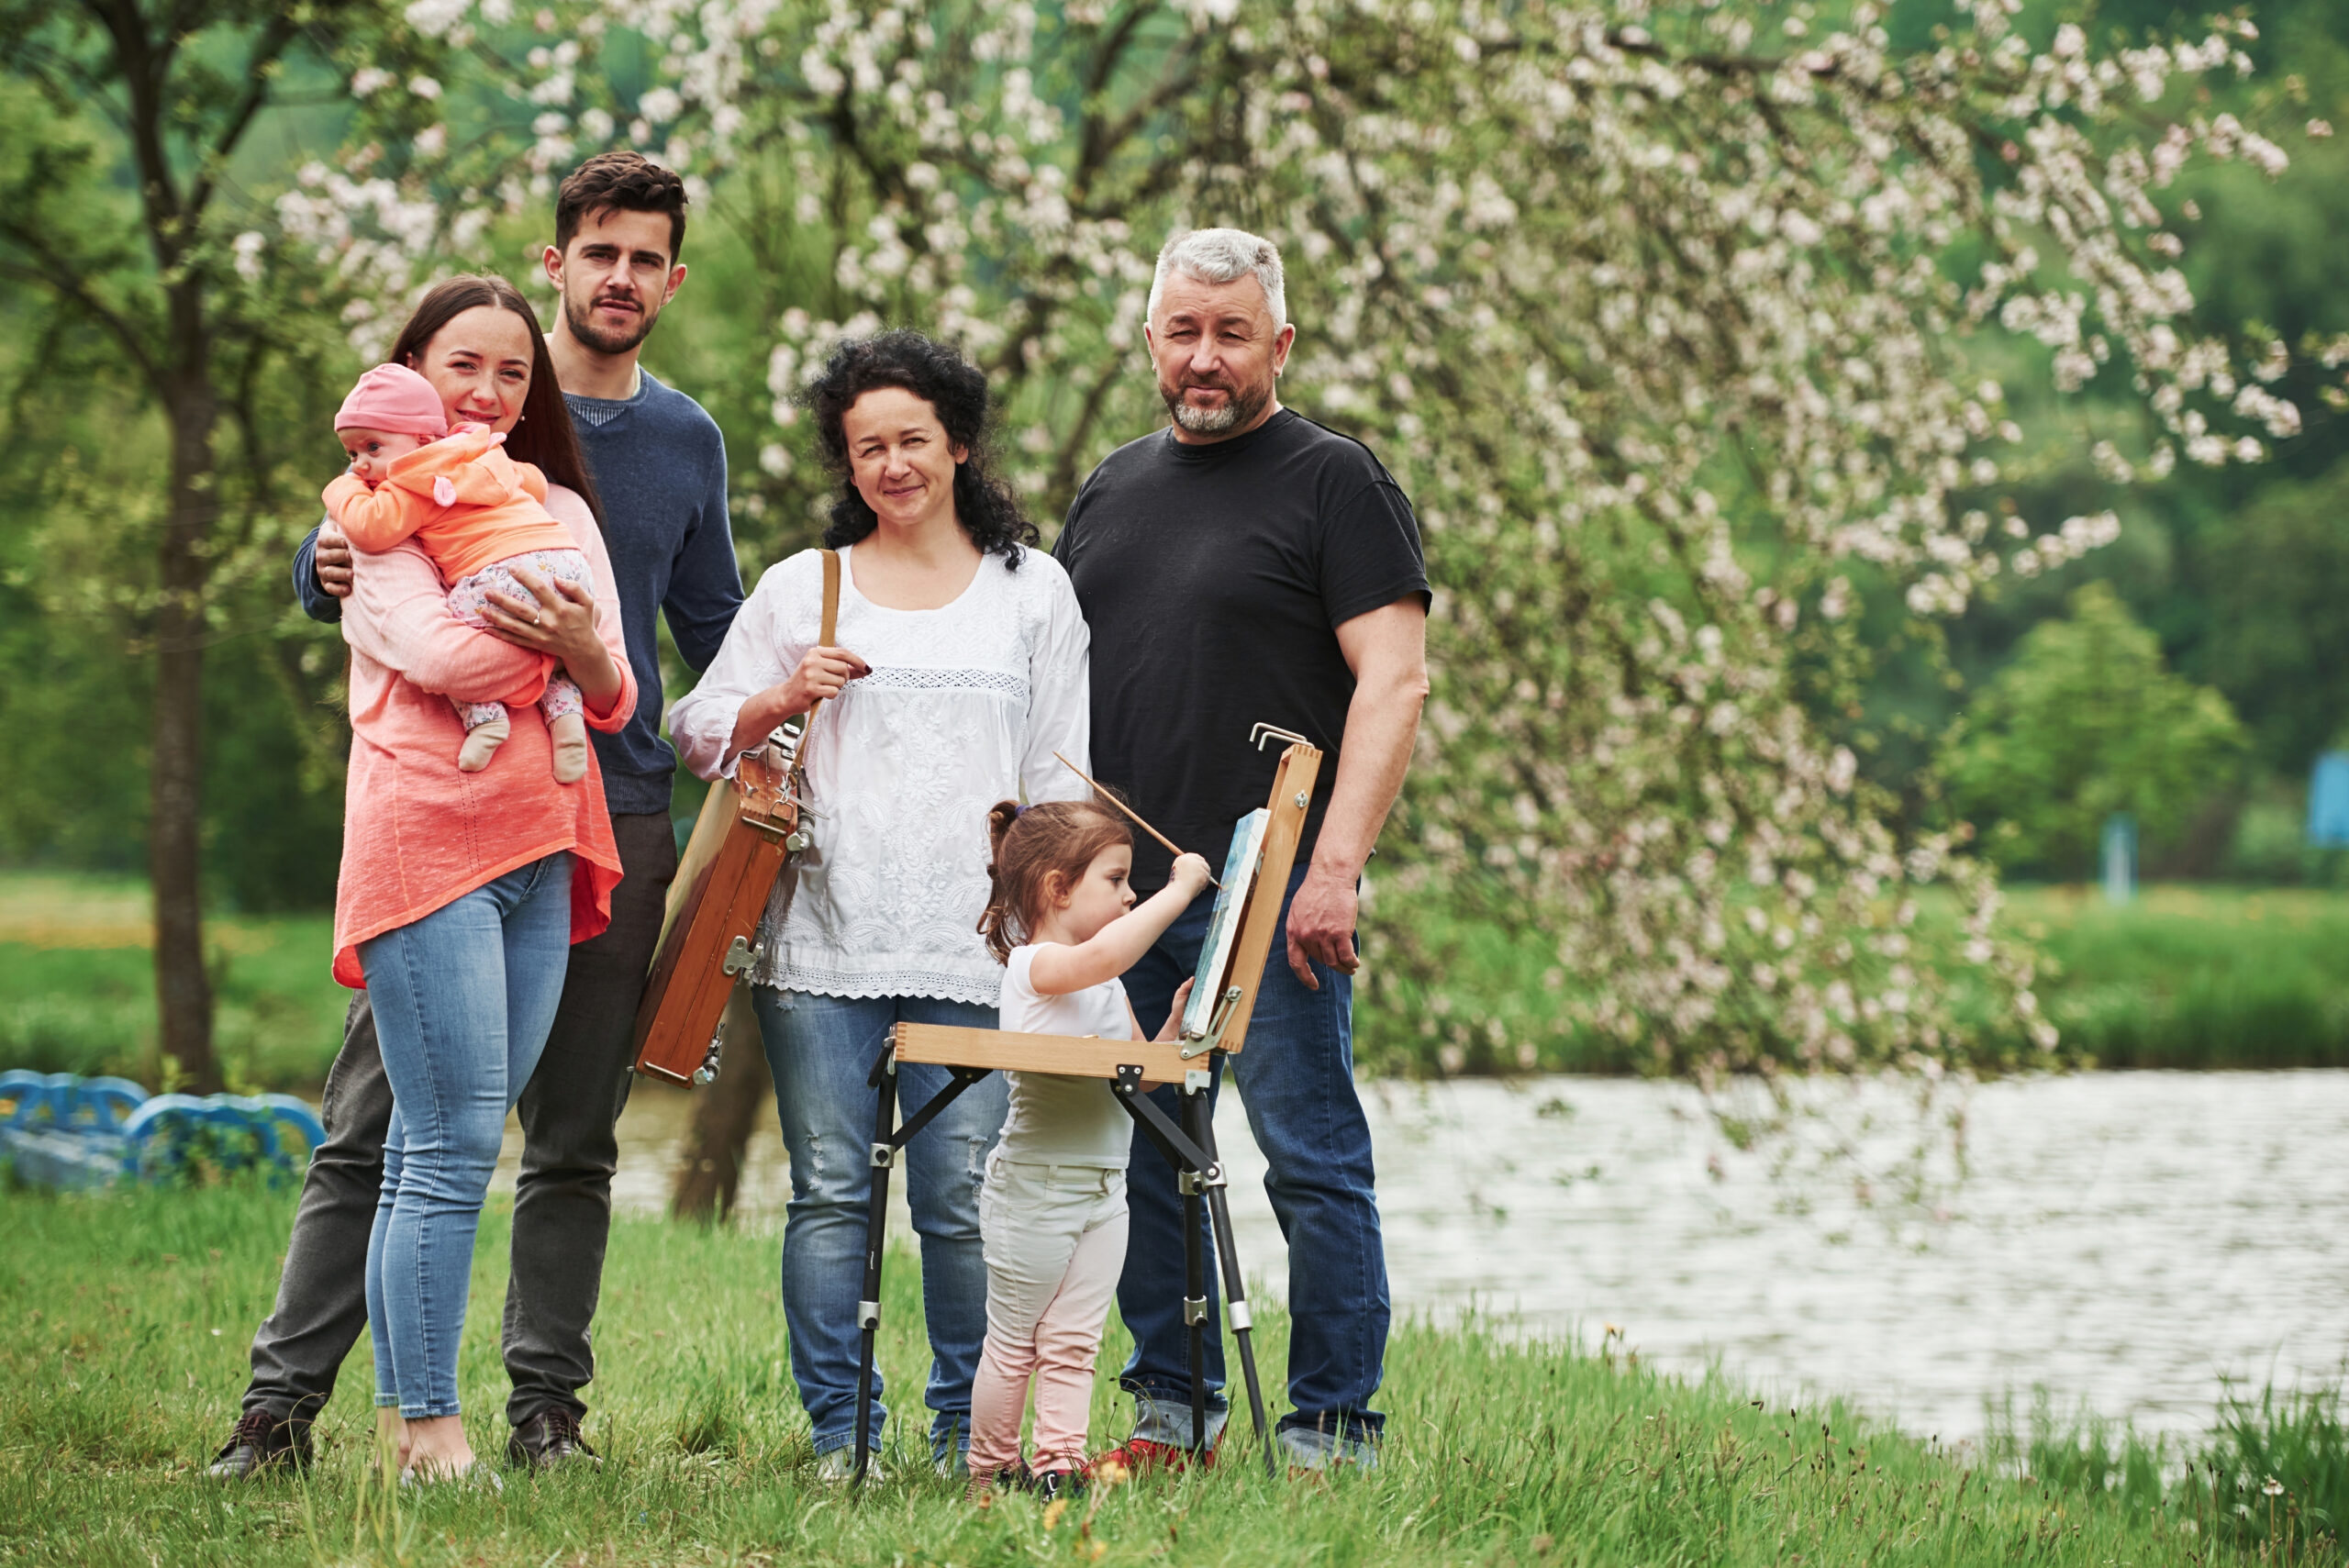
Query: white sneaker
1278 1428 1379 1472
816 1447 885 1485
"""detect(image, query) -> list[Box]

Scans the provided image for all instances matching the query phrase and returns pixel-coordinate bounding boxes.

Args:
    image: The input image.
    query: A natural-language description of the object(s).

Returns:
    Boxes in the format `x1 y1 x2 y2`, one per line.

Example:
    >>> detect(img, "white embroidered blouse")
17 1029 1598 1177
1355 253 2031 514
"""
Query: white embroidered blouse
667 542 1093 1005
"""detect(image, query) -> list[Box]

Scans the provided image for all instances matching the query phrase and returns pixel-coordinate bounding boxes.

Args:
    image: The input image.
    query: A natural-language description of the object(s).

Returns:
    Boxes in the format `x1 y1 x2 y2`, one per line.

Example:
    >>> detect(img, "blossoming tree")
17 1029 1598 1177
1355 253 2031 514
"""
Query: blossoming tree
291 0 2339 1093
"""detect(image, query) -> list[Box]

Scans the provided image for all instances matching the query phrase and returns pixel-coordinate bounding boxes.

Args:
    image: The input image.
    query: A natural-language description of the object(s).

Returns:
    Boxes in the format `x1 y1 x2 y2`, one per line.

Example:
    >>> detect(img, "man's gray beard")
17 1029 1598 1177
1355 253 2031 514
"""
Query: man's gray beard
1163 378 1269 436
565 293 654 357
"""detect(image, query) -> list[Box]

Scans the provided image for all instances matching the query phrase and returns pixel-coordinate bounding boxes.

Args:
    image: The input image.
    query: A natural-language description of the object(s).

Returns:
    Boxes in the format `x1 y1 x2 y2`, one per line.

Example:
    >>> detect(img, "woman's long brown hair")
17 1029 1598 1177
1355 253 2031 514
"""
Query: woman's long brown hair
386 274 605 525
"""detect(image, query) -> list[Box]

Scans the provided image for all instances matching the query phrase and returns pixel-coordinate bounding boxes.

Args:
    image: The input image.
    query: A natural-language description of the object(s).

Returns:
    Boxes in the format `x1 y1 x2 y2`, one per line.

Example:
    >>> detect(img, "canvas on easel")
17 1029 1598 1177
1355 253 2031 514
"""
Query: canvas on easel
1179 807 1268 1042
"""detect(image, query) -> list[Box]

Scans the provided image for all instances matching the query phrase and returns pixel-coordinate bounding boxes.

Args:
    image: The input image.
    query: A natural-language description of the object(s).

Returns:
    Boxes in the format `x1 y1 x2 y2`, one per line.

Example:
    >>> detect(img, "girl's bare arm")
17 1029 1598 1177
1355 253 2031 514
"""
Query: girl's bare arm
1029 854 1213 995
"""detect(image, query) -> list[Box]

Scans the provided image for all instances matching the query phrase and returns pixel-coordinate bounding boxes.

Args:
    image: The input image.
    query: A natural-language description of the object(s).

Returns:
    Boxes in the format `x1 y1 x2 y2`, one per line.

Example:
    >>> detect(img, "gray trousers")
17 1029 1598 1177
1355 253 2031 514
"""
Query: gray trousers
239 810 679 1429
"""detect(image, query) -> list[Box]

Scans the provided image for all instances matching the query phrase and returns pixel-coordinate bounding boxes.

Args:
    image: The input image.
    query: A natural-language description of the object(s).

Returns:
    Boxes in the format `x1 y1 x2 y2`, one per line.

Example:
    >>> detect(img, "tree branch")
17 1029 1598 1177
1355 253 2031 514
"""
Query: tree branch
0 240 160 386
190 12 304 218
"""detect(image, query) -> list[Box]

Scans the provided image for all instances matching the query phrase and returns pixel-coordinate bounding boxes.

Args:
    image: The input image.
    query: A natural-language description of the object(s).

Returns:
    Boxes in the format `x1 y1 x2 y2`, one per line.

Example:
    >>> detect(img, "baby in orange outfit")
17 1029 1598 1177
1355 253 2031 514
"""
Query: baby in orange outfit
324 363 596 782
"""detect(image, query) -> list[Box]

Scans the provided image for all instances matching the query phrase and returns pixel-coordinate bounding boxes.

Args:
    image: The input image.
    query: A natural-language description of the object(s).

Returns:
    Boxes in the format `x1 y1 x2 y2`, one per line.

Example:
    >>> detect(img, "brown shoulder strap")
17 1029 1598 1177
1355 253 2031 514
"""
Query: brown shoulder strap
787 548 842 774
818 547 841 644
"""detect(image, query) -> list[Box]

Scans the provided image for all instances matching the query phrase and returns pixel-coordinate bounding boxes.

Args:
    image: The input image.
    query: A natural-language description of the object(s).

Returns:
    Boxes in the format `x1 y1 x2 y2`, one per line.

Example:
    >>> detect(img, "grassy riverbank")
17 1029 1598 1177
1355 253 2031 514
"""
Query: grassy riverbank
0 1178 2297 1567
5 870 2346 1086
2003 884 2349 1070
0 873 344 1090
1363 883 2349 1075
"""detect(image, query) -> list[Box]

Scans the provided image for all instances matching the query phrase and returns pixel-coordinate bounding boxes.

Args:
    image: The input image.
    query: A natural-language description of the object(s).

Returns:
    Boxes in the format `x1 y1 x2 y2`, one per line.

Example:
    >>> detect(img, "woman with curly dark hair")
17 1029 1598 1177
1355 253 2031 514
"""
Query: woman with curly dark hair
669 329 1092 1482
807 329 1041 563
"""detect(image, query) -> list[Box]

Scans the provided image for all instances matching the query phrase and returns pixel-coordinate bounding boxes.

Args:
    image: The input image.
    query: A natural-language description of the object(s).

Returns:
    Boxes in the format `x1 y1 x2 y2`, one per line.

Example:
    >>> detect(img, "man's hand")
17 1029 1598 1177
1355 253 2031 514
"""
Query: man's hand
314 520 354 599
1284 862 1360 990
1278 597 1426 990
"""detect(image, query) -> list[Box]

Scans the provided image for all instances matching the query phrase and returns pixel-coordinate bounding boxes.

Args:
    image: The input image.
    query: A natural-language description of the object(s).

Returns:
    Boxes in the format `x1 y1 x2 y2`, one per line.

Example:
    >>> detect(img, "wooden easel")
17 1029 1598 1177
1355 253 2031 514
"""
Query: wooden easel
852 726 1323 1485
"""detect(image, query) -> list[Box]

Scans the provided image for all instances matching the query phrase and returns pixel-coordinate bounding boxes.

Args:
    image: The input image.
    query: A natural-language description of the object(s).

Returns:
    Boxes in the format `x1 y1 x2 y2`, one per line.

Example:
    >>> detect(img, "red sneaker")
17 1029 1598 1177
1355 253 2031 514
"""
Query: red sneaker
1090 1433 1219 1478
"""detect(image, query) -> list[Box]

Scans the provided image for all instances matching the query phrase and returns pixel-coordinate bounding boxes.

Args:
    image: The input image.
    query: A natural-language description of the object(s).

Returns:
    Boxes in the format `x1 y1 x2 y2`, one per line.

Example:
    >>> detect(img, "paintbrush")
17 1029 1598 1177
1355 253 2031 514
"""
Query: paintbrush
1052 751 1219 888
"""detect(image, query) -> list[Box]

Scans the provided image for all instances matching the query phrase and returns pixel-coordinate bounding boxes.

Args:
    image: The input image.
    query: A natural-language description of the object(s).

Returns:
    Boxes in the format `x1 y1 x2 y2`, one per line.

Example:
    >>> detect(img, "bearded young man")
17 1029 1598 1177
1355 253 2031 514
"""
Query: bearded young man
1052 228 1431 1471
209 152 743 1475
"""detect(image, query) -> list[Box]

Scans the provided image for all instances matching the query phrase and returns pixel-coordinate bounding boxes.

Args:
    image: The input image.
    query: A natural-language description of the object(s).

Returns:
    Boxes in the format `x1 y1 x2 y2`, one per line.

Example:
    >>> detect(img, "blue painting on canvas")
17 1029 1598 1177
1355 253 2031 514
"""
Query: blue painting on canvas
1180 809 1270 1040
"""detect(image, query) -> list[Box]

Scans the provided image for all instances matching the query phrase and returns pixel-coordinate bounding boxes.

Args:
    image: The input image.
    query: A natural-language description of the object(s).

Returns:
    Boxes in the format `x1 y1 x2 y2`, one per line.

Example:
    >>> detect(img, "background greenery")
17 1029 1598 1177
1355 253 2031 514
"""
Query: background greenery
3 0 2347 1080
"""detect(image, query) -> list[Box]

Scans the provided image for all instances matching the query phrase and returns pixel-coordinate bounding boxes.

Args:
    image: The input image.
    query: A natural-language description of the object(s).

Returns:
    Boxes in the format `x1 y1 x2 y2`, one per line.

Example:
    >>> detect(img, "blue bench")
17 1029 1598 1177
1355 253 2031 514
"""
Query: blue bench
0 1071 325 1189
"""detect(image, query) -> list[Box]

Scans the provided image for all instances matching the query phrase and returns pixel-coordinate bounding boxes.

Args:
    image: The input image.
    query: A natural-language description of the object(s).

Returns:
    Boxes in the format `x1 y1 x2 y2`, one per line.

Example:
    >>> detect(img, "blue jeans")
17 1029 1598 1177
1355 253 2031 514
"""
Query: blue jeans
753 987 1008 1463
362 853 574 1418
1117 864 1389 1448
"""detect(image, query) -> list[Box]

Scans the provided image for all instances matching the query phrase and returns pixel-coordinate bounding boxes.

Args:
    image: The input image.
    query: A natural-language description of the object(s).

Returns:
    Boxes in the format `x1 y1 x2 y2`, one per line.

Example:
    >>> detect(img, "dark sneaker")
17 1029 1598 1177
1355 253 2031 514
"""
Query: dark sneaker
964 1461 1032 1503
206 1410 312 1478
507 1409 601 1470
1032 1467 1087 1501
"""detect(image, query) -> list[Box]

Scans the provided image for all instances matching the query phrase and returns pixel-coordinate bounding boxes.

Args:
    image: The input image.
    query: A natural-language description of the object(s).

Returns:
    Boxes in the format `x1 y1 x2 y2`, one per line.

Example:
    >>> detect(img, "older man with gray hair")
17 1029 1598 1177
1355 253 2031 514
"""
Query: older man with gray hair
1052 227 1430 1471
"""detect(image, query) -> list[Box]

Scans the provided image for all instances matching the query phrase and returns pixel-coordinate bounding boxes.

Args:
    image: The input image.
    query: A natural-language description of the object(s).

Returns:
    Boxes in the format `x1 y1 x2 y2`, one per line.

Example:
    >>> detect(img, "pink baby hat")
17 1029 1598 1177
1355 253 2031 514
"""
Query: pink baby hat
335 362 449 438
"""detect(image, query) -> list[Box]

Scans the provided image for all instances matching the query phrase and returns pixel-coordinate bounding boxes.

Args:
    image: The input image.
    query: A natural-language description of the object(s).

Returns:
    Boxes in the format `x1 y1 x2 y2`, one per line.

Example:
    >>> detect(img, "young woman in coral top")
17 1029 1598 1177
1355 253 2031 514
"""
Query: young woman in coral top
329 274 638 1485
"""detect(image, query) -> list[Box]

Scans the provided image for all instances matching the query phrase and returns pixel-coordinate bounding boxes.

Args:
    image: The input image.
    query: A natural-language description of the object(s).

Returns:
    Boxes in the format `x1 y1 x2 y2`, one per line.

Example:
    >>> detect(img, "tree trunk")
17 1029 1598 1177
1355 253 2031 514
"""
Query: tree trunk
670 985 774 1222
152 360 218 1093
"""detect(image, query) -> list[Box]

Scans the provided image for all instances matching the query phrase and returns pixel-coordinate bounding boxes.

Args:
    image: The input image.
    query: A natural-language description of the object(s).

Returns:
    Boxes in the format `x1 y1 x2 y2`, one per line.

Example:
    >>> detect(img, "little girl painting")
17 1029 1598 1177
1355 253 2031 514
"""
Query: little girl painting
965 797 1213 1498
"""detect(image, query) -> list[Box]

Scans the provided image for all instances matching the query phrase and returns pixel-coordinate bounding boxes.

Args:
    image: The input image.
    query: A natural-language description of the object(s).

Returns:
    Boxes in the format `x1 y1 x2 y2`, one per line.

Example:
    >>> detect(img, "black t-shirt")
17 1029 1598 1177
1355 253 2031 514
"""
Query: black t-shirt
1054 408 1429 891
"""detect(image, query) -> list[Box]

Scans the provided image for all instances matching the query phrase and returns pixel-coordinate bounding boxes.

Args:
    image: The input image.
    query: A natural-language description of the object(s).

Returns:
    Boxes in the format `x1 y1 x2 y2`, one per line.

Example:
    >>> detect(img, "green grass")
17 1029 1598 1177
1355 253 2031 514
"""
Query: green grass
0 1178 2267 1567
0 873 348 1091
1996 1383 2349 1559
2008 885 2349 1070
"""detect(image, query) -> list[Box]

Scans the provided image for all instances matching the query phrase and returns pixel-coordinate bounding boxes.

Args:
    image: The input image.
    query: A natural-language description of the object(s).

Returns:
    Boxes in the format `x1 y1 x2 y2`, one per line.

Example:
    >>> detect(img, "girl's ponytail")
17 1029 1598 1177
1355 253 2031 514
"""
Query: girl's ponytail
985 798 1021 861
977 799 1026 964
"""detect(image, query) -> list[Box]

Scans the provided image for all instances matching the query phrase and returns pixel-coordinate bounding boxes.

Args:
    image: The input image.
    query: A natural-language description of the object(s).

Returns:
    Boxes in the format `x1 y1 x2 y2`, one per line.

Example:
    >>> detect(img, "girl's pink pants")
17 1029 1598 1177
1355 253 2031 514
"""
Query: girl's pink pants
967 1157 1129 1485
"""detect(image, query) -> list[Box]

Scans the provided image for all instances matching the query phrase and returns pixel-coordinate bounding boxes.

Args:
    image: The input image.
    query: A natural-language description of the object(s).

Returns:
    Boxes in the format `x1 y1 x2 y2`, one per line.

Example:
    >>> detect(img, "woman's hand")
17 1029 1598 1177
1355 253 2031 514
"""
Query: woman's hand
778 644 871 714
727 644 870 756
483 569 623 715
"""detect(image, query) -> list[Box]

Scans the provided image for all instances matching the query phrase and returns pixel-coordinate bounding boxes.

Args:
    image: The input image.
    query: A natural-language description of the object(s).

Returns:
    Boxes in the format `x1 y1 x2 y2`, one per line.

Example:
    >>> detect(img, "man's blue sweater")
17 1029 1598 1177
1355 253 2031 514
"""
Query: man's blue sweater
295 370 744 816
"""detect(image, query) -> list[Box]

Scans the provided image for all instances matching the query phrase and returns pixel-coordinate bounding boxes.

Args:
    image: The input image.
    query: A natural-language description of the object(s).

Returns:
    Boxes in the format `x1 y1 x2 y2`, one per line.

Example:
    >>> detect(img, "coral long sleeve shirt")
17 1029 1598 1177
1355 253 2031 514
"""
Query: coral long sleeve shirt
323 427 580 582
331 483 637 988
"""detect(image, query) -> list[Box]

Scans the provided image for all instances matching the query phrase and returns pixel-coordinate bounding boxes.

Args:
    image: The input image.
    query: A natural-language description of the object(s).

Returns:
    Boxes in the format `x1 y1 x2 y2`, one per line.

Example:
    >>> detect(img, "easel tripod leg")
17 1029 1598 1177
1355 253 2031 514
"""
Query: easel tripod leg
852 1049 897 1487
1191 1090 1277 1479
1181 1084 1208 1458
1108 1066 1230 1467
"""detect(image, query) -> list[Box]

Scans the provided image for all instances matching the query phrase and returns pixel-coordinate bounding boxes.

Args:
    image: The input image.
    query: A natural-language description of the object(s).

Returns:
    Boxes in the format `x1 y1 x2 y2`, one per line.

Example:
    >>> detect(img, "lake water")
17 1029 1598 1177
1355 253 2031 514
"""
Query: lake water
497 1068 2349 1441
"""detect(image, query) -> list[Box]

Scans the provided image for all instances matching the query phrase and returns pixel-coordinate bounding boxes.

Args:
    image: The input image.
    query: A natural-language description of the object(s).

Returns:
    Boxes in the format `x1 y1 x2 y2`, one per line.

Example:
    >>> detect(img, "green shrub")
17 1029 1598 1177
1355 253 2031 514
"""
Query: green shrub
1942 584 2247 878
